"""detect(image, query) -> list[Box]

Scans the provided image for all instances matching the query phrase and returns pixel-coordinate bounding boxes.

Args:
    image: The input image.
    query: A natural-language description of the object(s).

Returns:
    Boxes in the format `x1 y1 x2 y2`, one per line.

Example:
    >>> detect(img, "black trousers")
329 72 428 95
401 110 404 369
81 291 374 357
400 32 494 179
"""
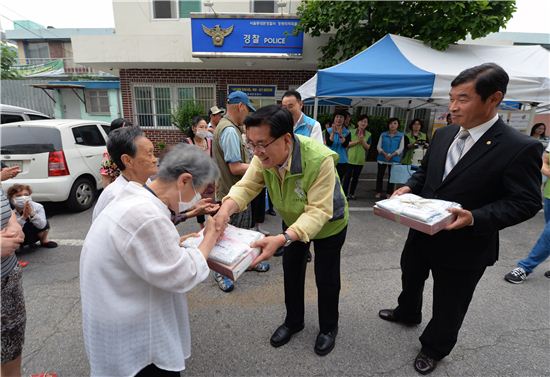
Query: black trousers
22 220 49 245
251 187 267 224
135 364 180 377
376 163 394 194
342 164 364 196
282 226 347 333
336 163 348 184
393 247 486 360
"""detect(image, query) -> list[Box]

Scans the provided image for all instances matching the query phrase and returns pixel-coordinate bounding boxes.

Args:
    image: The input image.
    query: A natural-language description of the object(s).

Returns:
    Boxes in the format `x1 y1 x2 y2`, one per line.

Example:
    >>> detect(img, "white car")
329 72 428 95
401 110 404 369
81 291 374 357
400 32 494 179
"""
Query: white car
1 119 111 211
1 104 52 124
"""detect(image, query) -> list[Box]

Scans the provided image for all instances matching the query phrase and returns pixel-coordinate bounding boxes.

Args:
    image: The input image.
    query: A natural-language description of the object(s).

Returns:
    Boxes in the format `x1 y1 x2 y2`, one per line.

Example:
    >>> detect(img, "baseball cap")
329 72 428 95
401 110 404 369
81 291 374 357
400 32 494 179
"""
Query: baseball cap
210 106 225 115
227 91 256 112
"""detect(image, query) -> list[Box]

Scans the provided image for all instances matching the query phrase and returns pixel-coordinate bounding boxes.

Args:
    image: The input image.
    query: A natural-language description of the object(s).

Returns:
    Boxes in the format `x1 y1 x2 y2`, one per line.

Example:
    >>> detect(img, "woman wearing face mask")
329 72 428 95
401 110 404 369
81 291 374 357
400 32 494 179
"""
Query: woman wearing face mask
7 184 57 249
184 116 216 229
80 143 221 377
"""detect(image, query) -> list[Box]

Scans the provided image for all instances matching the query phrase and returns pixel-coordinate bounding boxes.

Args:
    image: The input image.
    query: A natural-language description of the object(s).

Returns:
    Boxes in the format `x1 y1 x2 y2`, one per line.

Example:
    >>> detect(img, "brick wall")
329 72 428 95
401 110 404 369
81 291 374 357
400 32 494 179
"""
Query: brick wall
120 68 316 150
143 128 187 155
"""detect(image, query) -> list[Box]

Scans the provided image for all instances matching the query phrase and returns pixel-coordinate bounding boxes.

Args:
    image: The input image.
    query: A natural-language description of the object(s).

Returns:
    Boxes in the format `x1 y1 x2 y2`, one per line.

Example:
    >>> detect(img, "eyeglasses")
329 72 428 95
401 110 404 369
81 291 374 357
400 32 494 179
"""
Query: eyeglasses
246 135 282 152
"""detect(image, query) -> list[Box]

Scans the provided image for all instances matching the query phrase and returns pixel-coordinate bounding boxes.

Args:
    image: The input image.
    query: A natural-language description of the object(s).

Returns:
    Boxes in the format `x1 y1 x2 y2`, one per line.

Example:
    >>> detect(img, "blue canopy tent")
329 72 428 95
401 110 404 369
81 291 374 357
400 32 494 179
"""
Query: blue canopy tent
297 34 550 119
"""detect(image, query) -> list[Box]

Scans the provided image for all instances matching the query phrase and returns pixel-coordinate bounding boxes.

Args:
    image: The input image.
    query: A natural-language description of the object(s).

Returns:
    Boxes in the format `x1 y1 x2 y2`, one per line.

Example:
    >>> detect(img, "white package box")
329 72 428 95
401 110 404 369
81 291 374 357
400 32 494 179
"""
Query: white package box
182 224 264 280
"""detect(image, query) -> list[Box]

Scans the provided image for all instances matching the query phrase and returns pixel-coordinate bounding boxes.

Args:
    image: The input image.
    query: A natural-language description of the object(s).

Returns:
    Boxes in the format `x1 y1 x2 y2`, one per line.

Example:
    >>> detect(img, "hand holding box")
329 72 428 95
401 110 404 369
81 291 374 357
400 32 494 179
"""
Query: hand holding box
181 224 264 281
374 193 461 235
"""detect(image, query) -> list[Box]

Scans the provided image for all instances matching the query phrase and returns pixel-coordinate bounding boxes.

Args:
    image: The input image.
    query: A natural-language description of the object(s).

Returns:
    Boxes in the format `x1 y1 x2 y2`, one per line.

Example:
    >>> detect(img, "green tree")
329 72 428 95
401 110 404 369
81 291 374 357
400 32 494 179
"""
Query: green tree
1 42 20 79
297 1 516 68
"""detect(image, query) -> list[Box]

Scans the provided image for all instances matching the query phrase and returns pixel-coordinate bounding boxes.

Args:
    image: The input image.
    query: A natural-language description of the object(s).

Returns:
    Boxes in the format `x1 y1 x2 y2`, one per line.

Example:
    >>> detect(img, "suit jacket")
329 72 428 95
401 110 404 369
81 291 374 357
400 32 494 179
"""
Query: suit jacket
404 118 542 270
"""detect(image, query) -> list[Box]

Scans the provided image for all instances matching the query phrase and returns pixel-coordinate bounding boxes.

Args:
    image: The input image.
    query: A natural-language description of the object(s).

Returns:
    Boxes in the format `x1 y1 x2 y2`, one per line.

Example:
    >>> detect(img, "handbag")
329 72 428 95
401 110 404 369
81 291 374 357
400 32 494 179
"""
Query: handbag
389 164 415 184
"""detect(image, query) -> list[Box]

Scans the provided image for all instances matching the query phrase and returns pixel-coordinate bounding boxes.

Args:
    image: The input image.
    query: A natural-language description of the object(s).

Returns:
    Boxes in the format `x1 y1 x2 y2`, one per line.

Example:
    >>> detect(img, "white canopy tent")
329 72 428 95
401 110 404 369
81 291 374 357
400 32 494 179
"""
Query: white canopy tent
297 34 550 120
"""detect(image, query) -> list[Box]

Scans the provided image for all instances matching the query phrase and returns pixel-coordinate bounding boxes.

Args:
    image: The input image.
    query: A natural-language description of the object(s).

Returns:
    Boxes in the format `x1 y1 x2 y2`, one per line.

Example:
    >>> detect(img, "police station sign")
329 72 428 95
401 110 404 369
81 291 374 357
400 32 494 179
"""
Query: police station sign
191 14 304 58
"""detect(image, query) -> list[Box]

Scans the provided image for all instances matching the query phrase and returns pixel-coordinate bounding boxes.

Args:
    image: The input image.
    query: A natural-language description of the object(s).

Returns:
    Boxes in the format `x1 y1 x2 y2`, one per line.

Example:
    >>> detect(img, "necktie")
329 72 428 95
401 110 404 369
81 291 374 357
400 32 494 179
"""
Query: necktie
443 129 470 179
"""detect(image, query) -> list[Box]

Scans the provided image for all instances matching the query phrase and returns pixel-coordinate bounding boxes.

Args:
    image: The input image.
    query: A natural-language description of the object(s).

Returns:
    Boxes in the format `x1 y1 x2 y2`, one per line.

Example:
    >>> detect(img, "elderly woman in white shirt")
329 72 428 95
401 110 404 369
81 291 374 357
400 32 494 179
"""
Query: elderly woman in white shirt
80 143 221 377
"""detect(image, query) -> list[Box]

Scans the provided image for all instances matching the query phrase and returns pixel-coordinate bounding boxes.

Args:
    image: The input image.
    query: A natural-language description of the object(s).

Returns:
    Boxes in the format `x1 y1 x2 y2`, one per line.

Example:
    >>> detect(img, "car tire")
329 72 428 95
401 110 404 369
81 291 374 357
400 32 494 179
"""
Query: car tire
67 177 97 212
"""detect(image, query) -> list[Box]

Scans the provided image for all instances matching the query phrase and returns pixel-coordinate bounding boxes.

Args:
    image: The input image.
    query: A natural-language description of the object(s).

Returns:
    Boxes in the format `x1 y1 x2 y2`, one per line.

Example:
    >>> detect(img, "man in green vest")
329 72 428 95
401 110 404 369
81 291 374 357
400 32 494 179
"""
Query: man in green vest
212 91 270 293
214 105 349 356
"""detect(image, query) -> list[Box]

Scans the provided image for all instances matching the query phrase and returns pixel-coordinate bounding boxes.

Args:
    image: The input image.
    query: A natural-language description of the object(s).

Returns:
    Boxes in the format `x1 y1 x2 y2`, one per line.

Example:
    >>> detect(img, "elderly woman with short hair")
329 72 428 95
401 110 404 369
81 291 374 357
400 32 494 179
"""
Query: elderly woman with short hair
80 143 221 377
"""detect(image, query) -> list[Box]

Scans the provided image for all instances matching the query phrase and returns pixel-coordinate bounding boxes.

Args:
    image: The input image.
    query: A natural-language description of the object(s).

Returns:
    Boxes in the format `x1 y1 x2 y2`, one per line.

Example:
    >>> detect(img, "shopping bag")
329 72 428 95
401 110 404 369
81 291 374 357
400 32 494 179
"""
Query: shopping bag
389 164 414 184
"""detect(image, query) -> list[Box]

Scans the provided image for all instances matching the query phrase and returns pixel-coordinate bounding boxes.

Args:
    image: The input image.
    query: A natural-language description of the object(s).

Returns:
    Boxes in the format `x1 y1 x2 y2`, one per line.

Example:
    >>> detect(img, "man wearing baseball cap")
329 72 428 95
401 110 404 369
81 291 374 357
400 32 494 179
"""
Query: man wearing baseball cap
211 91 269 292
207 106 225 135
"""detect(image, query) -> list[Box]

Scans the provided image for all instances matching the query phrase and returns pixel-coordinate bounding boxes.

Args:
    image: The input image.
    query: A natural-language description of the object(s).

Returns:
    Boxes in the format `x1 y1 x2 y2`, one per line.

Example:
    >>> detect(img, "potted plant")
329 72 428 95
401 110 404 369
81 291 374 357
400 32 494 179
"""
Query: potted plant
171 101 204 135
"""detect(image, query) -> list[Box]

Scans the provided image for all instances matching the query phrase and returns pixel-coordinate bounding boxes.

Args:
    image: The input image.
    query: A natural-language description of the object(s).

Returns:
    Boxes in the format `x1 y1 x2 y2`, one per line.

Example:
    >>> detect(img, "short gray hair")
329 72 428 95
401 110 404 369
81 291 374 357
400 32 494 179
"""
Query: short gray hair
157 143 219 187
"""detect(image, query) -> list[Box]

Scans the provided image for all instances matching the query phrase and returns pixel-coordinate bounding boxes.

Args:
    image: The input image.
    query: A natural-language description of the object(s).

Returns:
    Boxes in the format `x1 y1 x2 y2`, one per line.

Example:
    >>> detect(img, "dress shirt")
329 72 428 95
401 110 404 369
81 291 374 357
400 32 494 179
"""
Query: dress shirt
92 174 128 221
80 182 210 377
456 113 499 156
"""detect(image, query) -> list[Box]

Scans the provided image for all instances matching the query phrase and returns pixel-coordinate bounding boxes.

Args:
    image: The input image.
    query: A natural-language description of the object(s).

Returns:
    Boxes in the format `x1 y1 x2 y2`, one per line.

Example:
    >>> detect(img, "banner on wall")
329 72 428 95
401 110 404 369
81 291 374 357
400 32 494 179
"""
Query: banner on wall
191 15 303 58
228 85 276 97
12 59 64 77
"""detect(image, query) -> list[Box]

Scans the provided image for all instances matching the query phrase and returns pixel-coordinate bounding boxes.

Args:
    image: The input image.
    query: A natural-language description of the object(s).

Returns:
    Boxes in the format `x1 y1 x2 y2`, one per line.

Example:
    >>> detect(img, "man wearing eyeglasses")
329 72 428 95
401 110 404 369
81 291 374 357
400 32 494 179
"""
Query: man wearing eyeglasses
214 105 348 356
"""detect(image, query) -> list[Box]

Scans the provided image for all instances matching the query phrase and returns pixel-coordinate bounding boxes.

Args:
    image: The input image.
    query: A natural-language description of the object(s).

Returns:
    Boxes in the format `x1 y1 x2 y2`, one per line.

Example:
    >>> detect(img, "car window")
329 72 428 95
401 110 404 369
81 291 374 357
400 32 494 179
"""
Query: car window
1 114 25 124
72 125 106 147
0 126 62 154
28 114 51 120
101 125 111 135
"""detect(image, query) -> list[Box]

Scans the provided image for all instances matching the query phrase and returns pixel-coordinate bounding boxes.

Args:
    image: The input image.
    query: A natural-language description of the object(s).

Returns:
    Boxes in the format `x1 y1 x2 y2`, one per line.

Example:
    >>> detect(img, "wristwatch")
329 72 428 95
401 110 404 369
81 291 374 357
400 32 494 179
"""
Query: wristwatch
282 232 293 247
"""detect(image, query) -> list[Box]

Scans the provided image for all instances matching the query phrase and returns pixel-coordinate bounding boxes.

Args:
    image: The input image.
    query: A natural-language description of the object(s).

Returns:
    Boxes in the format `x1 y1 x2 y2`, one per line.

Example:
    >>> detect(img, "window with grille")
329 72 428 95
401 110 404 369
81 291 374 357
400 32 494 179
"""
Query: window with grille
134 85 215 127
86 90 110 115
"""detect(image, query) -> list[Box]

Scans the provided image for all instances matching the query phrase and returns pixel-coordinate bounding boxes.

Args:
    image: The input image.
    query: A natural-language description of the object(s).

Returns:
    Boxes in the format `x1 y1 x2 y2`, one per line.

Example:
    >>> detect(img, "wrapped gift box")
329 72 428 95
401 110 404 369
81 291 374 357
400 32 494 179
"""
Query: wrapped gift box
182 224 264 281
373 194 461 235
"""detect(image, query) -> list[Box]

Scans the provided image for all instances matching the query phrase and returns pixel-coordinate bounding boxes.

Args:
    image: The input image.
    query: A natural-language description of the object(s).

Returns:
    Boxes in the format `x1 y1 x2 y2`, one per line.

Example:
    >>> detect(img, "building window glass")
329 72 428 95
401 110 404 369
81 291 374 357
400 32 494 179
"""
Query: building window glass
179 0 201 17
253 0 276 13
155 87 172 127
86 90 110 115
24 42 50 64
153 0 177 19
134 85 215 127
135 87 155 126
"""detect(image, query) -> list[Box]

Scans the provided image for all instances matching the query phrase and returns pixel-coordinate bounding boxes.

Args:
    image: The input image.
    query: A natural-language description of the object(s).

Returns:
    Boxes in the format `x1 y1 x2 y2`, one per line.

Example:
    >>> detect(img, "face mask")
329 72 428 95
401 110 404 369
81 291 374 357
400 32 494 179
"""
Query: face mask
195 130 210 139
178 183 202 213
13 195 31 208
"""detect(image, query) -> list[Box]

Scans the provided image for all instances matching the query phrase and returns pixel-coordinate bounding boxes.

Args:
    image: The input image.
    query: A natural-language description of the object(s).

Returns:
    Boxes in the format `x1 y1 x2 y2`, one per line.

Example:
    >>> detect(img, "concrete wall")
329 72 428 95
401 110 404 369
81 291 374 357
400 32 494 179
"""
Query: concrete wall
71 0 327 71
53 88 121 121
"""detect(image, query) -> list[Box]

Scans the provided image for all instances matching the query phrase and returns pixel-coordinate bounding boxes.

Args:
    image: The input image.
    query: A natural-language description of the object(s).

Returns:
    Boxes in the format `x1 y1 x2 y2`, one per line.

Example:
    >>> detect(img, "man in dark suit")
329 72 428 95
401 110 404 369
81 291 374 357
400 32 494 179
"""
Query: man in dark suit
378 63 542 375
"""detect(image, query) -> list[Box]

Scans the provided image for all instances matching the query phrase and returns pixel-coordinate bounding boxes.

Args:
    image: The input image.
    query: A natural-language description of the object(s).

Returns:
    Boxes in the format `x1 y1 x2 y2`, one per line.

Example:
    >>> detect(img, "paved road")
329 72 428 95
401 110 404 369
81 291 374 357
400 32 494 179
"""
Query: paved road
18 183 550 377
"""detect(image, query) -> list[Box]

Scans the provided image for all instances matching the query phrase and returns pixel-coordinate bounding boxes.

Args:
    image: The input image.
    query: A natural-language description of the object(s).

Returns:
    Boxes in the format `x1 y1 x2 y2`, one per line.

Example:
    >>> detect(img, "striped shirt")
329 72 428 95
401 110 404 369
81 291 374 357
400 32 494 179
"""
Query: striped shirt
1 189 17 277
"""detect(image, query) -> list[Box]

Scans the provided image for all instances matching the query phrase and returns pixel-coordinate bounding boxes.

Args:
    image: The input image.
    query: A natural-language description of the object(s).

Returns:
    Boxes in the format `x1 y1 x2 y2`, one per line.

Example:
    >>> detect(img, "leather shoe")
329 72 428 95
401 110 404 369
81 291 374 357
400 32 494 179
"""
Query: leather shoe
314 327 338 356
414 351 438 375
270 323 304 348
378 309 420 326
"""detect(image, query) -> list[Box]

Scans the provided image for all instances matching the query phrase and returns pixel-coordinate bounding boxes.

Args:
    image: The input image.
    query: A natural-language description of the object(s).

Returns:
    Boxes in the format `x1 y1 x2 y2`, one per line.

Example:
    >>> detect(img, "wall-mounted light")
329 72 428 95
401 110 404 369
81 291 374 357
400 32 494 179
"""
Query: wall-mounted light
203 1 216 15
276 1 287 15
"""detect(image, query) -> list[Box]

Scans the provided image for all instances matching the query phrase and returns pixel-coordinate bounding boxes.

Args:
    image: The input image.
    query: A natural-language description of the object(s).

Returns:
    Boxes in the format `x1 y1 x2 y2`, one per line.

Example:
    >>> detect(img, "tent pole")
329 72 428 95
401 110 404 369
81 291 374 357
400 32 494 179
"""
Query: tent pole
313 97 319 120
526 103 537 135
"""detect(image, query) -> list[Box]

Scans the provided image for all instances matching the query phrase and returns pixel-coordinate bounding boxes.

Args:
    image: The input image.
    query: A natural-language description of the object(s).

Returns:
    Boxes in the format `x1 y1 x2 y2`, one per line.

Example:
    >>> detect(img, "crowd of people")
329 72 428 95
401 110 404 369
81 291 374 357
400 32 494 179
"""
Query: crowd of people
1 63 549 377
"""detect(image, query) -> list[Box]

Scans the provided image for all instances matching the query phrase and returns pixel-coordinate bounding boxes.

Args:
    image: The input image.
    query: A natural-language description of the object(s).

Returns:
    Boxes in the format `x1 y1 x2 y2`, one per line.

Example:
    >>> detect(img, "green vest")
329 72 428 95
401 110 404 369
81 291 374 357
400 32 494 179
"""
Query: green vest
212 116 247 200
347 128 372 165
402 131 428 165
263 135 349 240
544 153 550 199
